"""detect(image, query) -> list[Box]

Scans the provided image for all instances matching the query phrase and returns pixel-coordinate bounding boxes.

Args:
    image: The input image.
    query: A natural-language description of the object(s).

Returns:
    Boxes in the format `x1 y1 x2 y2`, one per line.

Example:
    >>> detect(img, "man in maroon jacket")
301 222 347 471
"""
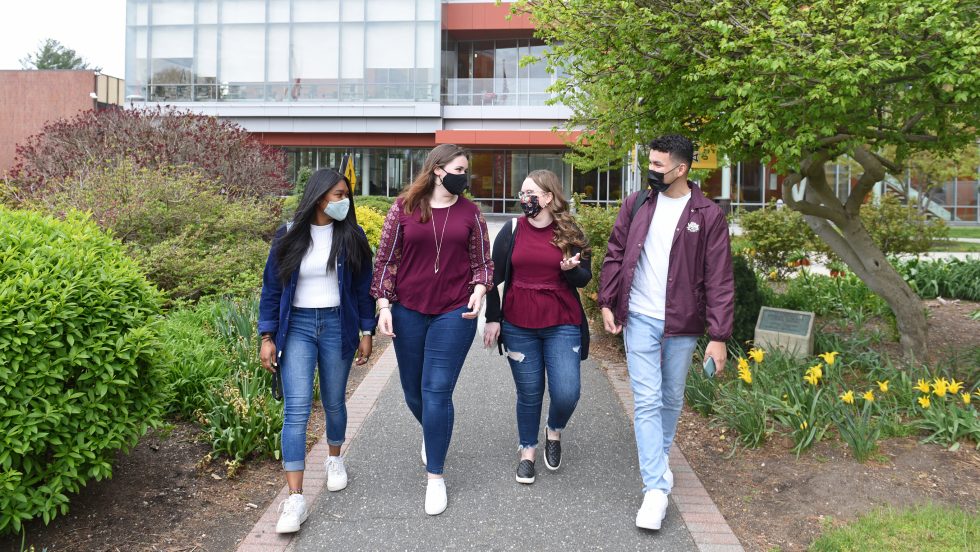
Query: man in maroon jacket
598 134 734 530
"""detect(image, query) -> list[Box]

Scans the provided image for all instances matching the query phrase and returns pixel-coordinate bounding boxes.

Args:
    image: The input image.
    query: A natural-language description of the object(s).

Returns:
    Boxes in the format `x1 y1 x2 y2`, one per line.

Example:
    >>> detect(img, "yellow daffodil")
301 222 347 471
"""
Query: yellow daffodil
738 357 749 371
748 347 765 364
737 363 753 385
840 390 855 405
803 364 823 386
768 270 778 281
917 396 931 409
932 377 949 398
862 390 875 402
962 393 971 406
914 379 931 393
818 351 839 366
947 378 963 394
876 380 889 393
800 420 808 430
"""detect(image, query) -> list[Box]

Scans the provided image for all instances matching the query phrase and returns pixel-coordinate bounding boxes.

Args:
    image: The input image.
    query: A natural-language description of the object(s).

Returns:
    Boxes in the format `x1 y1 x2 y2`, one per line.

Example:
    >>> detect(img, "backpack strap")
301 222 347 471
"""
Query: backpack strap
629 188 650 224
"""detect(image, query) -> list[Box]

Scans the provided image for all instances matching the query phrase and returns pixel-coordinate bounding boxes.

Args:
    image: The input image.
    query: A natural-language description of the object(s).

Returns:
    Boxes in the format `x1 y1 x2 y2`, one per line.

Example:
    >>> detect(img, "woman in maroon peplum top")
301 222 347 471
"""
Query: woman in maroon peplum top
483 169 592 485
370 144 493 515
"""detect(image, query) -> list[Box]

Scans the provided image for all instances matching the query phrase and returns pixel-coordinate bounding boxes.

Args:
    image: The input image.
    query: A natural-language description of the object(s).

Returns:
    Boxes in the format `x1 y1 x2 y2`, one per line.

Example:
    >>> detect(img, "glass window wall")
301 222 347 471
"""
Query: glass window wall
126 0 440 103
442 38 563 106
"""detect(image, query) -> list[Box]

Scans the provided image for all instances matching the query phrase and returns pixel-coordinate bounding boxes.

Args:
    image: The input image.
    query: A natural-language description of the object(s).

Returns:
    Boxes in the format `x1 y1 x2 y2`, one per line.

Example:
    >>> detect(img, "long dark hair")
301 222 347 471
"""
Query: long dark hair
275 168 371 283
400 144 470 223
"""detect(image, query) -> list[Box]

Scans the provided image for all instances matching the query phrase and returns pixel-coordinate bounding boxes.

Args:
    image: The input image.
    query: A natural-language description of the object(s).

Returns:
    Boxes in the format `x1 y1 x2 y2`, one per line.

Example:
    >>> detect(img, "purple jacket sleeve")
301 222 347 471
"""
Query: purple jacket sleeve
597 194 635 311
703 212 734 342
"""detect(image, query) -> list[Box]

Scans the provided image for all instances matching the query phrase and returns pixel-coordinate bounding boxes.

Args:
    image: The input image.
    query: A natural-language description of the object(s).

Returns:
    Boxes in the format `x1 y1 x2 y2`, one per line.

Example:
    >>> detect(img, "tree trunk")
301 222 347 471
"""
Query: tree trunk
803 214 928 359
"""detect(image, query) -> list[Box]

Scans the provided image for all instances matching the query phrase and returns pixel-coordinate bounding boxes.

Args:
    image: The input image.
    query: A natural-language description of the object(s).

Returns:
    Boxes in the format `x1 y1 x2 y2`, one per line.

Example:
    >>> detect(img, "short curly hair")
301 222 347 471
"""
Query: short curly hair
648 134 694 168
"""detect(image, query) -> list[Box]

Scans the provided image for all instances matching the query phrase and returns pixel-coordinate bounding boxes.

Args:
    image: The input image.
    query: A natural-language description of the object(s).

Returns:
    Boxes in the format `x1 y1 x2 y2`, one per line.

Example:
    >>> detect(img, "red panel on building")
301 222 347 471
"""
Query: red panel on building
444 2 535 38
436 129 579 148
255 133 437 147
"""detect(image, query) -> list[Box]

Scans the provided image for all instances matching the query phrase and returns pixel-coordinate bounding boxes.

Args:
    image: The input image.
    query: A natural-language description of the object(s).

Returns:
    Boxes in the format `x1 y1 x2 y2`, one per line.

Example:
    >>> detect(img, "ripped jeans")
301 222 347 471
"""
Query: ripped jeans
501 321 581 449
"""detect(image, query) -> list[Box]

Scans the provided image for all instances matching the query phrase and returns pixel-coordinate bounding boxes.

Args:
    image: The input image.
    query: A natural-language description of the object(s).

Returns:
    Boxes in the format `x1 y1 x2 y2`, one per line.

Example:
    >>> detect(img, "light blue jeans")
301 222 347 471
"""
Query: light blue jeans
624 311 699 494
280 307 354 472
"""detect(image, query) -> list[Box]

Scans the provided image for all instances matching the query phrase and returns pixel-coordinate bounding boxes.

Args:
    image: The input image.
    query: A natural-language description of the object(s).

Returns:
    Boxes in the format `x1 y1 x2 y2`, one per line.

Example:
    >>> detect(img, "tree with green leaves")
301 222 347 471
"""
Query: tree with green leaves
19 38 99 71
515 0 980 357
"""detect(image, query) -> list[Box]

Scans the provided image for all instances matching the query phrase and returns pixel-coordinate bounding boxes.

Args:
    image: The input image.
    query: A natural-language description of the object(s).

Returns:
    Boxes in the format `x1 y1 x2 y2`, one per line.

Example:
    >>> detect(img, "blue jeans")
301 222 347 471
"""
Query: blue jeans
502 321 581 448
624 312 699 493
280 307 354 472
391 303 477 475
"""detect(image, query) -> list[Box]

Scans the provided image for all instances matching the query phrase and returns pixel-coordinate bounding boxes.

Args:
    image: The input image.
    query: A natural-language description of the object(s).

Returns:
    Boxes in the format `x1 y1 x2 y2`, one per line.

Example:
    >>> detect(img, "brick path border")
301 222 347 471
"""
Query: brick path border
235 343 399 552
602 359 745 552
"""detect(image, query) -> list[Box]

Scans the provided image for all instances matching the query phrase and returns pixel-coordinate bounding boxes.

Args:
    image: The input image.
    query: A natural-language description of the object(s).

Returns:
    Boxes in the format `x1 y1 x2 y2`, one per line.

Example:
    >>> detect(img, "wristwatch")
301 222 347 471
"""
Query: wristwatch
359 329 375 337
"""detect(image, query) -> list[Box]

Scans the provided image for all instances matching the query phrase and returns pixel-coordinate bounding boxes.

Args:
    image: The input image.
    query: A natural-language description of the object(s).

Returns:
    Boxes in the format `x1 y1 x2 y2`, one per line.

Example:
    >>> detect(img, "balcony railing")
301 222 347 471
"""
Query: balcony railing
139 81 441 103
441 78 559 107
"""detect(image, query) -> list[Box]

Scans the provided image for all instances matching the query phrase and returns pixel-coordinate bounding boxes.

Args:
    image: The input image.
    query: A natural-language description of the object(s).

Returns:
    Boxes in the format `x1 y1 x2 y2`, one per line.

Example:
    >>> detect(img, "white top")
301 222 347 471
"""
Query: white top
292 223 341 308
628 192 691 320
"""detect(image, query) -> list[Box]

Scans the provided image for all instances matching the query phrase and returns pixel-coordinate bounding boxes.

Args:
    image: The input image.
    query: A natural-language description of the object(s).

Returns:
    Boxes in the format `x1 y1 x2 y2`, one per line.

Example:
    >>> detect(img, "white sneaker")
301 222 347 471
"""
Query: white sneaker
326 456 348 491
420 437 427 466
275 494 309 533
635 490 669 530
425 478 447 515
664 455 673 492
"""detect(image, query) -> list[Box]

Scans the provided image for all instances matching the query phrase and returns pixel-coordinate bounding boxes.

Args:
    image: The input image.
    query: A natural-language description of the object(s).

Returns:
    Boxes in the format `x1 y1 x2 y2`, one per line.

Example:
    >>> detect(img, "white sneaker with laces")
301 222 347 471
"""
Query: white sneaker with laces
326 456 348 491
275 493 309 534
635 489 669 530
425 477 447 515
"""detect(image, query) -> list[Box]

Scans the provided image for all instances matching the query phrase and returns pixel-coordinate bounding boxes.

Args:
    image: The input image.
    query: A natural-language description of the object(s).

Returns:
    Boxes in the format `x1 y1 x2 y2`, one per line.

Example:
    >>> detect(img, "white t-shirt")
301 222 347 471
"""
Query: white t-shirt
292 223 341 308
628 192 691 320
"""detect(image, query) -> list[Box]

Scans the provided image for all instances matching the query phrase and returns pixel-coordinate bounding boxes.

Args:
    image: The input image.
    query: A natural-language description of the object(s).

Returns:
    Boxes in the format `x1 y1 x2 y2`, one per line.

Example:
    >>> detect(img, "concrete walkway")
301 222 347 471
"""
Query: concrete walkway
236 339 742 552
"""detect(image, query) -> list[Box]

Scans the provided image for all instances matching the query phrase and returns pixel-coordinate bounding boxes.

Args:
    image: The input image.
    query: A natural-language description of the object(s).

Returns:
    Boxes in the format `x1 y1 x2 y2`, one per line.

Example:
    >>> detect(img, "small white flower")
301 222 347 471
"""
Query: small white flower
686 221 700 233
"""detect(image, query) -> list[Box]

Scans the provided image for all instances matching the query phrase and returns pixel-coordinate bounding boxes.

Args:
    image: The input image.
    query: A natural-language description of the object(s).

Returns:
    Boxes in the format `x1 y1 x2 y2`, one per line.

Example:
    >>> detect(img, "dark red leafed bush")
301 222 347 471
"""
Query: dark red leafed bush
9 106 288 202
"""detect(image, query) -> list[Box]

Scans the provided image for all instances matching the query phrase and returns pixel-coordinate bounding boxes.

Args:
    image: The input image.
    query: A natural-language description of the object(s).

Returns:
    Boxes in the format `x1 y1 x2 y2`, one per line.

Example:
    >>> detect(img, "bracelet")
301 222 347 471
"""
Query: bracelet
261 334 273 342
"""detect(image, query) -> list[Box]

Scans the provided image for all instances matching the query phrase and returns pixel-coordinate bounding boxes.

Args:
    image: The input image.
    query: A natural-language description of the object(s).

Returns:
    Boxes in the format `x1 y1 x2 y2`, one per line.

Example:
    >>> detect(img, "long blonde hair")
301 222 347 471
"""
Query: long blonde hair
526 169 590 258
400 144 470 223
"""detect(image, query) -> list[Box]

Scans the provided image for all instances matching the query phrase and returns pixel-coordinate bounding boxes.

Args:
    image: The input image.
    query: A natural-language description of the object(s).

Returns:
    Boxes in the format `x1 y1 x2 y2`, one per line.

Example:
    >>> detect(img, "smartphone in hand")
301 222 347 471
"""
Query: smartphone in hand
703 356 716 378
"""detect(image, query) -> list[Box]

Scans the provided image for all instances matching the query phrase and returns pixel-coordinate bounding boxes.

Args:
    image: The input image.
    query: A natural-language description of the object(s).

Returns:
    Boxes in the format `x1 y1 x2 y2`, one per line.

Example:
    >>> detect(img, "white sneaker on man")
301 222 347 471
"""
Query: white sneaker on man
326 456 348 491
635 489 669 530
275 494 309 533
425 477 447 515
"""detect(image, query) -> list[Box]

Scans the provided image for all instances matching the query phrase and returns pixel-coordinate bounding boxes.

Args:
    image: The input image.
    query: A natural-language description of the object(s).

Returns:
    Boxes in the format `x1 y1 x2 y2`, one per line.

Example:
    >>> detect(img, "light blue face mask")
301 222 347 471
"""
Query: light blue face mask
324 197 350 221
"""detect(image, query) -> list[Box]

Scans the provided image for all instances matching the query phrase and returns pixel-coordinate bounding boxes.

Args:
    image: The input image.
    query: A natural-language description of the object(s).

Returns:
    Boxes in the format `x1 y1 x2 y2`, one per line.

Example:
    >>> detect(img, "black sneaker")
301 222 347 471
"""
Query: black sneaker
544 437 561 470
515 459 535 484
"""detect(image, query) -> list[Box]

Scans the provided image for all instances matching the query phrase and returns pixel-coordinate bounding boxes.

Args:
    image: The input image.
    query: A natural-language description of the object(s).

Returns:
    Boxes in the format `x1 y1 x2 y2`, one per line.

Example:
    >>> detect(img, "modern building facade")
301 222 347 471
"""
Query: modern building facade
0 71 124 175
125 0 979 221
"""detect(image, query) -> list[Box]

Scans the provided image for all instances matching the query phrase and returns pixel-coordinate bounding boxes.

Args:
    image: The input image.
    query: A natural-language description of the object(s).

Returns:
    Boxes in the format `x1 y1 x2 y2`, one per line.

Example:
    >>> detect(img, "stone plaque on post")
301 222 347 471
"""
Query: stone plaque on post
754 307 815 357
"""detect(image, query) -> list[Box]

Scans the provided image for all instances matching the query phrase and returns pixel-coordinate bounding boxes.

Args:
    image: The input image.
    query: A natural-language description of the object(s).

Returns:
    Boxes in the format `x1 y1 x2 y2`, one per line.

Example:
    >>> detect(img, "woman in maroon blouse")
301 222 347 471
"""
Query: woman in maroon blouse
371 144 493 515
483 169 592 485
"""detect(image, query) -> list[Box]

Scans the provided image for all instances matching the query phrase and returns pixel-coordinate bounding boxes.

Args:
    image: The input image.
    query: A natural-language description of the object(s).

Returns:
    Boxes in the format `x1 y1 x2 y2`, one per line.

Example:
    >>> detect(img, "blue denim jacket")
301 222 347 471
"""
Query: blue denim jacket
258 225 376 362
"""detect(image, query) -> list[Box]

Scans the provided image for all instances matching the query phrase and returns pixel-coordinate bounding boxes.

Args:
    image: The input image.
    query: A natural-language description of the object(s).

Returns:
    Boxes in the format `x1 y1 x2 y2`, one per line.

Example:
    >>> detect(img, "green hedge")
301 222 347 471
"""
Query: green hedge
0 208 164 535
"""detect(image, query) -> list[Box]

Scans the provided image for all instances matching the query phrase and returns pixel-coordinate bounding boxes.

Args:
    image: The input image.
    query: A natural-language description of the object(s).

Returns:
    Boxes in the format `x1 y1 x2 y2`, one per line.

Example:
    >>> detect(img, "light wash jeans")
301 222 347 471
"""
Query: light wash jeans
501 321 581 448
624 311 699 493
280 307 354 472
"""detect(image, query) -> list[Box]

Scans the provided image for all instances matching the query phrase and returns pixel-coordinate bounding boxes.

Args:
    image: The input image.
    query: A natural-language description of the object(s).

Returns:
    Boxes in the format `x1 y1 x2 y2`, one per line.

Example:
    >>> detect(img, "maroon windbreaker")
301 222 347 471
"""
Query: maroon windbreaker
597 183 734 342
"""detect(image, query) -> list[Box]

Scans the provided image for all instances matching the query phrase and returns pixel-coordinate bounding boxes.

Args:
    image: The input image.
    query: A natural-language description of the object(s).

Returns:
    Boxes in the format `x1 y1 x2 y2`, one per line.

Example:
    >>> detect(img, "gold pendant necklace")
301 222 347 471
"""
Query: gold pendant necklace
432 204 452 273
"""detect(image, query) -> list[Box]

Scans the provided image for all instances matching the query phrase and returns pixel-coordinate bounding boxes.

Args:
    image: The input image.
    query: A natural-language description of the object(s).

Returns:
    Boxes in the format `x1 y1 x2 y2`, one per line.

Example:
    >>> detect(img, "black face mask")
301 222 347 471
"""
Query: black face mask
520 195 543 219
647 165 679 194
440 172 469 195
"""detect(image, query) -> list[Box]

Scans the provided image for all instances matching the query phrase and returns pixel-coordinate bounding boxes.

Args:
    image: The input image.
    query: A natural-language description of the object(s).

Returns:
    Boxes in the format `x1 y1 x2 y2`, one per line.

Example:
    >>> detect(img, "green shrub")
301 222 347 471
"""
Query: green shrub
0 208 164 535
293 166 313 198
38 163 279 301
356 195 396 215
574 198 619 315
895 257 980 301
859 194 948 256
731 254 765 345
356 205 385 251
157 304 232 419
737 202 818 277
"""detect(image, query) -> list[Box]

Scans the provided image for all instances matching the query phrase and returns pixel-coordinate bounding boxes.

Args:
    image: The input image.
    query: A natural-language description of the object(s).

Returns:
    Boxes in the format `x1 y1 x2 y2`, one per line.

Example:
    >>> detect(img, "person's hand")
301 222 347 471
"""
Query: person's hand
260 339 278 373
601 307 622 335
462 284 487 320
484 321 501 348
559 252 582 271
705 340 727 375
378 307 395 337
355 335 373 365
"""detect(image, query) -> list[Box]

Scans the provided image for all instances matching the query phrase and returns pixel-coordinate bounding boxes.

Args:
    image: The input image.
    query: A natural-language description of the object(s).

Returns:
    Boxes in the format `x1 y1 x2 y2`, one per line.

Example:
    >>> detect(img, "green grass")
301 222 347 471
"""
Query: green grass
809 504 980 552
948 227 980 239
930 240 980 252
